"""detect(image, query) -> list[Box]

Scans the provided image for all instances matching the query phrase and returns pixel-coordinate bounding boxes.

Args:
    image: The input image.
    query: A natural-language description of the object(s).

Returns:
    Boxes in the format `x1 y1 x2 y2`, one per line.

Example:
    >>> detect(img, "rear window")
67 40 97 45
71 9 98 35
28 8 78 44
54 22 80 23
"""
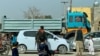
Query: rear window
95 32 100 37
24 31 37 37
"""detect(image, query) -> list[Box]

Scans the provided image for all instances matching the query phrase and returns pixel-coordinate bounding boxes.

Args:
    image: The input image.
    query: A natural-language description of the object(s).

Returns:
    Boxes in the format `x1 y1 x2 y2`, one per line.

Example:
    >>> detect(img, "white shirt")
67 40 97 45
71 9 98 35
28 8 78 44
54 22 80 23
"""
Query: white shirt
88 39 94 47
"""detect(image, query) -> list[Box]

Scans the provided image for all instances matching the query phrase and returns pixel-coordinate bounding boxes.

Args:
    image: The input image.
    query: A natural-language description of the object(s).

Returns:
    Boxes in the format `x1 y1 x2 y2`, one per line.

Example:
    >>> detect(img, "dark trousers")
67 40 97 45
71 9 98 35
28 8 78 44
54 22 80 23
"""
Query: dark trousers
39 54 49 56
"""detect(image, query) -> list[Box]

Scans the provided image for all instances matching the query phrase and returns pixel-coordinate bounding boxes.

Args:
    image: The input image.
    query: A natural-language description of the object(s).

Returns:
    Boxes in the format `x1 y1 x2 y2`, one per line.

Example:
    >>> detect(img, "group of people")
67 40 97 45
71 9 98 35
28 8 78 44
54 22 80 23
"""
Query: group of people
37 26 95 56
0 26 96 56
0 32 19 56
75 27 95 56
0 26 54 56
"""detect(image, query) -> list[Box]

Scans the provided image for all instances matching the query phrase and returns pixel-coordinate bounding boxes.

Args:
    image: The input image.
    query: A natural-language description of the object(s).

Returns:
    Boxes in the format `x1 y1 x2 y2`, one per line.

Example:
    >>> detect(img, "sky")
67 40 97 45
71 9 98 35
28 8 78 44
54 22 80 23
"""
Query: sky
0 0 100 19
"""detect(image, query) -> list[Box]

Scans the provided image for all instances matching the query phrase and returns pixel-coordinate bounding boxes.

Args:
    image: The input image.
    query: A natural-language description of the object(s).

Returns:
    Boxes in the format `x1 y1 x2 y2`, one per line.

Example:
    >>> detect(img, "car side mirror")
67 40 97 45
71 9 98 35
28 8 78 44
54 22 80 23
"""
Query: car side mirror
54 37 58 40
85 37 89 39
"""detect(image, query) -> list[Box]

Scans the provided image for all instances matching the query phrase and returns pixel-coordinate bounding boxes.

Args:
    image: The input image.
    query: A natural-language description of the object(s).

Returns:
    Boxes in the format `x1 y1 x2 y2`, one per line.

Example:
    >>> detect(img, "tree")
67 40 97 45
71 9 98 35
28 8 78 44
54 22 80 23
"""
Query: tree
24 6 41 19
24 6 52 19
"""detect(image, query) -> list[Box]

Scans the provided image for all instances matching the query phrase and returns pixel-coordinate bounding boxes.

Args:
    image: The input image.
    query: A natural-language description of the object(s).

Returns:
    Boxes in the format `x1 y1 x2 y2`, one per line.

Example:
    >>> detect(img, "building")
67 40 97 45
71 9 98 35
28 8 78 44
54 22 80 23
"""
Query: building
93 7 100 31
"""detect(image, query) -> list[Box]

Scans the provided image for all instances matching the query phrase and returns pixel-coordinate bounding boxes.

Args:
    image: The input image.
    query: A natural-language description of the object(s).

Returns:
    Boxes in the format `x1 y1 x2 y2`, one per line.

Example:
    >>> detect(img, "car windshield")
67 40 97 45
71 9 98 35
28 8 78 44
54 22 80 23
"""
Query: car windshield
84 32 94 39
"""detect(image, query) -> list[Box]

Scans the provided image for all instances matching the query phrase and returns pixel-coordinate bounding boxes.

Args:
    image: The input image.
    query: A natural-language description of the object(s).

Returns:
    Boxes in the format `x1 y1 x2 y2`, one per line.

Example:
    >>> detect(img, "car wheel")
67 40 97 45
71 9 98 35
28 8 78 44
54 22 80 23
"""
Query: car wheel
57 45 67 54
18 44 27 54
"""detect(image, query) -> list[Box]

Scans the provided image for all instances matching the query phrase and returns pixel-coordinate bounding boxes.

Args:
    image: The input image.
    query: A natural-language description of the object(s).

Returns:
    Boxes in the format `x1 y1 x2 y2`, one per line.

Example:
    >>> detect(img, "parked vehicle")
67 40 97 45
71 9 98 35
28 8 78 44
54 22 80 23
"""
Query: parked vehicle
0 9 91 35
84 31 100 50
67 31 100 50
17 30 70 54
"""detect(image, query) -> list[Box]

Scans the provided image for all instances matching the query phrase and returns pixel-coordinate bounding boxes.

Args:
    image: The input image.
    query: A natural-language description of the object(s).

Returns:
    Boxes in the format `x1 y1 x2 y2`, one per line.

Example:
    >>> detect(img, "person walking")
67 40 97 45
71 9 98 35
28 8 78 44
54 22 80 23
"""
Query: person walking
88 35 95 56
10 32 17 45
98 21 100 31
74 27 84 56
0 36 3 50
35 26 47 51
12 42 19 56
61 18 67 37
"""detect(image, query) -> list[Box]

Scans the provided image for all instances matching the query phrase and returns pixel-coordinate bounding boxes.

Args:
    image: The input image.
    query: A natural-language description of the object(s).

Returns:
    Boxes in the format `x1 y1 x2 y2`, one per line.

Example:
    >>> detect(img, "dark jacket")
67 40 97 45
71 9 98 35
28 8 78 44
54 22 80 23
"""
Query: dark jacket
76 30 83 41
36 29 47 43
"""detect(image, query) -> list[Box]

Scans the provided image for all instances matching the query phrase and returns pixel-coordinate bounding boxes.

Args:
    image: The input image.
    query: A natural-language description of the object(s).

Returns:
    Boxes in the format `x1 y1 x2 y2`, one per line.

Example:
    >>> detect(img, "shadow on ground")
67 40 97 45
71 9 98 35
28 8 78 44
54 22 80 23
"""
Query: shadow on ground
82 53 98 56
2 55 12 56
25 52 74 55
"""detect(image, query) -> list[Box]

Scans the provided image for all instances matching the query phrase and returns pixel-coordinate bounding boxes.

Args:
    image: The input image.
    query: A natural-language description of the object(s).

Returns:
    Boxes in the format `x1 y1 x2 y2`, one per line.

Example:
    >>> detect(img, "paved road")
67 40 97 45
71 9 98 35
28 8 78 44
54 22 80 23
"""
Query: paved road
4 51 100 56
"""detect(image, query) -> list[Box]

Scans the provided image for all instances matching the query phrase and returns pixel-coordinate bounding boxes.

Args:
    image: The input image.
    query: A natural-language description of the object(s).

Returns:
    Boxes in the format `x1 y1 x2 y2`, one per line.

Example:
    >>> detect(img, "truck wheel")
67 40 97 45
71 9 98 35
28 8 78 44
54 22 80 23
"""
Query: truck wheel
57 45 67 54
18 44 27 54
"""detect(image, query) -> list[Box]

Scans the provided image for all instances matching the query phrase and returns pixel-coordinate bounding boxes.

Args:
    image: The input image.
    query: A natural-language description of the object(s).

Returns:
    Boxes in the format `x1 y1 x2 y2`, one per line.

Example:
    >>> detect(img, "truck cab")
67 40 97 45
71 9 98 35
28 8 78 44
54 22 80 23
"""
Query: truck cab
67 11 91 34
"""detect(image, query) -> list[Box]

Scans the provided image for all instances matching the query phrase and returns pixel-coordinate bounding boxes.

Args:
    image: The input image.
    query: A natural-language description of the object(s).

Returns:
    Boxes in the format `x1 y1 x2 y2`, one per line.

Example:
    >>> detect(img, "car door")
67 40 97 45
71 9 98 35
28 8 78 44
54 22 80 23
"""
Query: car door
23 31 37 50
93 32 100 49
45 32 59 50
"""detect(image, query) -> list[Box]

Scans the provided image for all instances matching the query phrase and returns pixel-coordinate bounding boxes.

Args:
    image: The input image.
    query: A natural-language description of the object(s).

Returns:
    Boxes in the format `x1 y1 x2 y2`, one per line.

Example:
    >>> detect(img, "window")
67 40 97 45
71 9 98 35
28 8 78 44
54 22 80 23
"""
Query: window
75 16 82 22
45 32 53 39
85 33 94 39
24 31 37 37
95 32 100 37
69 16 73 22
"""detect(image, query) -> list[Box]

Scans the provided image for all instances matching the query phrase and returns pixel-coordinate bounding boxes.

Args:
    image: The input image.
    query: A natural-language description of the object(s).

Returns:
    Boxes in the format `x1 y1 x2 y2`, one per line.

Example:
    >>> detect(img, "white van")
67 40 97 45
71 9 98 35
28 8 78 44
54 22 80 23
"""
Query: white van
17 30 70 54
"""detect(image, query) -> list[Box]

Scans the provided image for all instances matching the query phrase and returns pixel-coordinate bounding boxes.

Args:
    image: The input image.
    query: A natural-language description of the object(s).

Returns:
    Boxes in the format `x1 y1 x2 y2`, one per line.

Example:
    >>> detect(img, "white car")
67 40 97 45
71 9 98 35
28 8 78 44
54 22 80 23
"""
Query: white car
67 31 100 50
17 30 70 54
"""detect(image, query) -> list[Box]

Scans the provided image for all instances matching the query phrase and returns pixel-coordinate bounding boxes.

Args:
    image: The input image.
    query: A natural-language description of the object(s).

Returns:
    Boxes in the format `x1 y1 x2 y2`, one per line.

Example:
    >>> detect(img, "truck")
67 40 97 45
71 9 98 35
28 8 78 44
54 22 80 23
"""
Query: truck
0 12 91 34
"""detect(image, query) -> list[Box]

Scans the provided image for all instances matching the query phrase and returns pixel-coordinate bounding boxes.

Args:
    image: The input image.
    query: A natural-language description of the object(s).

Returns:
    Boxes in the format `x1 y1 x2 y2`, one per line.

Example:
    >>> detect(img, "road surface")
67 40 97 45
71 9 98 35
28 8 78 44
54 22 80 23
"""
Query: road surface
5 51 100 56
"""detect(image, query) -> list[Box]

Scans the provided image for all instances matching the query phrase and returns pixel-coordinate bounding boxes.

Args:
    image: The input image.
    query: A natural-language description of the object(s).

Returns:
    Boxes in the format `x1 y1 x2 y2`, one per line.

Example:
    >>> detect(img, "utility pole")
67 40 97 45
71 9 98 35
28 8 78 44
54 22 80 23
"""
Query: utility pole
61 1 68 18
61 1 68 34
70 0 72 12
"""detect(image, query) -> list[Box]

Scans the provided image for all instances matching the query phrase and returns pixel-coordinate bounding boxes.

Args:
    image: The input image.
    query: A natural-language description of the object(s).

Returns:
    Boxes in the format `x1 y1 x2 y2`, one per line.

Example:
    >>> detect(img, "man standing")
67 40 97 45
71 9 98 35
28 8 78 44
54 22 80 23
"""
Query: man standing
61 18 67 37
98 21 100 31
75 27 84 56
35 26 47 51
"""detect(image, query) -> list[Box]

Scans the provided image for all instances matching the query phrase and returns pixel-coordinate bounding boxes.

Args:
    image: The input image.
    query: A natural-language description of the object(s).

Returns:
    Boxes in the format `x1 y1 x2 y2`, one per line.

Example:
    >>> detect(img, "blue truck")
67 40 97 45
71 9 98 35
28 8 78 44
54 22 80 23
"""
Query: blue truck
0 11 91 35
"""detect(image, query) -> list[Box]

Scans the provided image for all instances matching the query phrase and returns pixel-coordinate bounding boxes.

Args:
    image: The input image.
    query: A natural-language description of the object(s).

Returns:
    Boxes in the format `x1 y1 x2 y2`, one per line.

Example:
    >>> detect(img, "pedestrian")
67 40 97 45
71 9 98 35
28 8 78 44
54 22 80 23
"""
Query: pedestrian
35 26 47 51
0 35 3 50
88 35 95 55
0 33 7 50
12 42 19 56
98 21 100 31
10 32 17 45
74 27 84 56
61 18 67 38
38 37 51 56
